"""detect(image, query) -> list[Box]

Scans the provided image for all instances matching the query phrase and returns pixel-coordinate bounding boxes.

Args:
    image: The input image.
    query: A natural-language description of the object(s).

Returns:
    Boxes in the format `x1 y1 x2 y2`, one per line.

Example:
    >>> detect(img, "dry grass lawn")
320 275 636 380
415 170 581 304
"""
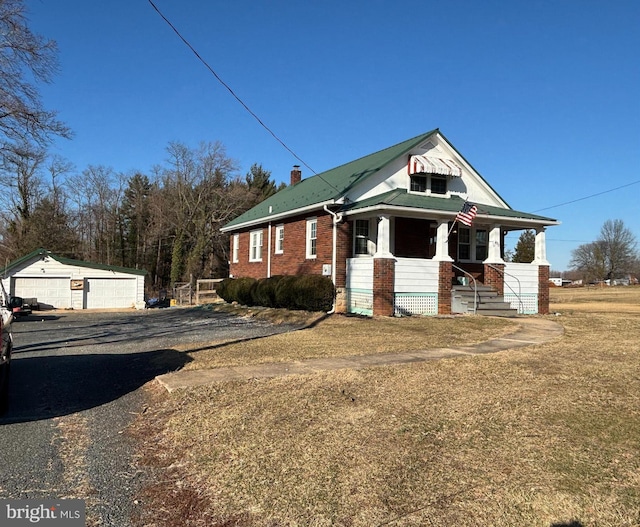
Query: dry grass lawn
131 288 640 527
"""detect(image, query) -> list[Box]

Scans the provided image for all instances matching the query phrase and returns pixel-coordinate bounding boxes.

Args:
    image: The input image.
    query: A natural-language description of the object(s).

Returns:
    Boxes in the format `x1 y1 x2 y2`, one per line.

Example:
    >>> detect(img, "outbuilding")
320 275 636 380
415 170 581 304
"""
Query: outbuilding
2 248 146 310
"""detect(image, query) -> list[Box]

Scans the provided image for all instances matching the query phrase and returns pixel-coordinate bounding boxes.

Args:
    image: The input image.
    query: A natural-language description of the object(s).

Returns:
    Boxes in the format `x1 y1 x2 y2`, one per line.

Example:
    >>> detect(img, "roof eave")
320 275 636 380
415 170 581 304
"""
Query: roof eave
344 205 560 227
221 199 339 232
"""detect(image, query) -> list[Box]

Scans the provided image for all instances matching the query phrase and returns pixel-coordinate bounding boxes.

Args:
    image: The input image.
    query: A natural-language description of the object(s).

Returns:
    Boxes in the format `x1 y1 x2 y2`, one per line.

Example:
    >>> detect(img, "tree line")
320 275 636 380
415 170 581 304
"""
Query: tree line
0 141 281 290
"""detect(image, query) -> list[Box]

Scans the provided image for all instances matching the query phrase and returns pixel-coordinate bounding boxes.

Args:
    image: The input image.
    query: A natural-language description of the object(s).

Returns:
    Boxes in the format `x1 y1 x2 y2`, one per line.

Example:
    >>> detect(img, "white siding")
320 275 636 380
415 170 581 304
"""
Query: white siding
504 262 540 314
394 258 439 293
346 258 374 290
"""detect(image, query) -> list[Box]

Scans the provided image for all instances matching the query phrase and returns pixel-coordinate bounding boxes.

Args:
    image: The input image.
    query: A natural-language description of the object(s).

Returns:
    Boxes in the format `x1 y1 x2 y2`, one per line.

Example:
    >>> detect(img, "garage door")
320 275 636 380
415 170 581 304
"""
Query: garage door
85 278 137 309
13 277 71 309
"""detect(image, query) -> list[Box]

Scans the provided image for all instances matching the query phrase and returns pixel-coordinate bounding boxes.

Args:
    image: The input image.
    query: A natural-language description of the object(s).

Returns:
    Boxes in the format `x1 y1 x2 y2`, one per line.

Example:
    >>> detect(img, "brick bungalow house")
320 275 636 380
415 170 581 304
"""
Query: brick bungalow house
221 129 559 316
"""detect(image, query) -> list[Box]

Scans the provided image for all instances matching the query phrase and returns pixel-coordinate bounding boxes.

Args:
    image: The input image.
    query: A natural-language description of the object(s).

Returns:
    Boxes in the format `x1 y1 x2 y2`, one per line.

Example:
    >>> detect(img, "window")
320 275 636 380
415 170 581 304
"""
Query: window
249 229 263 262
354 219 370 255
431 175 447 195
409 173 447 195
475 230 487 261
275 225 284 254
306 218 317 258
457 228 488 261
232 234 239 263
410 175 427 193
458 228 471 260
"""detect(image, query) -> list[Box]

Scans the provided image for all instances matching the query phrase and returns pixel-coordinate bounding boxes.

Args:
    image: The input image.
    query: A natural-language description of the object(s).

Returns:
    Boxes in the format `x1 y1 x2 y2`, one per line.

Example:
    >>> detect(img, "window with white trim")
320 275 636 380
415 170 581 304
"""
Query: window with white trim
457 228 488 262
354 219 371 255
306 218 317 259
232 234 239 263
409 173 448 196
249 229 263 262
275 224 284 254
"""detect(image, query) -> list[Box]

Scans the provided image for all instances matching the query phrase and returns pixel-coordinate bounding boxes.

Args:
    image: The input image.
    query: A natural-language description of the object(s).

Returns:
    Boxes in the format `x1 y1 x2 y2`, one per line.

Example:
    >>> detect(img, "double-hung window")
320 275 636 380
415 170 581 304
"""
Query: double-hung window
249 229 263 262
275 225 284 254
409 173 448 195
306 218 317 259
232 234 239 263
354 219 370 255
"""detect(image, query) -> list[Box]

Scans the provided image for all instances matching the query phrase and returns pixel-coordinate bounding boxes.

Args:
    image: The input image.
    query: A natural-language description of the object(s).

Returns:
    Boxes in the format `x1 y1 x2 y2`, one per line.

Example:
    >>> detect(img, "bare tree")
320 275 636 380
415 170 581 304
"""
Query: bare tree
0 0 71 149
570 219 638 282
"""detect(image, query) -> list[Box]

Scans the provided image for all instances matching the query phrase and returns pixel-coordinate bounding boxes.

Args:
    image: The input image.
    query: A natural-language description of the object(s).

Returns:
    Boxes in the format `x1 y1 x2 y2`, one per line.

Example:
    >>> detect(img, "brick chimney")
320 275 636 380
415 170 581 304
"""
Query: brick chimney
290 165 302 185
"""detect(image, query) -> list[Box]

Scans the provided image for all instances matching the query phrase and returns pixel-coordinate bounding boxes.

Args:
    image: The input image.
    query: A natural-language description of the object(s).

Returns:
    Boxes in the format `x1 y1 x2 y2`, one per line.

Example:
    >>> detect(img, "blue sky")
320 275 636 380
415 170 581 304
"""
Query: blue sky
25 0 640 271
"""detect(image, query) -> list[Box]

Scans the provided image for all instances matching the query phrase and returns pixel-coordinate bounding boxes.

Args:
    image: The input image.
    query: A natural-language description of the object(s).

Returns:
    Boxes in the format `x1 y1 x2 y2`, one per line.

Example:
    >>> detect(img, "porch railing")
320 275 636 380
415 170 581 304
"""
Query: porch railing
486 263 524 314
452 263 477 314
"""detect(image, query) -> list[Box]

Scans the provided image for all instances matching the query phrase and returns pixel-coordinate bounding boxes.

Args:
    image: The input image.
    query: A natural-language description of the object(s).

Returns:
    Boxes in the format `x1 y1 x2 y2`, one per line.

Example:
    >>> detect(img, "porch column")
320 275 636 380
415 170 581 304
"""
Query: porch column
534 227 550 265
374 215 393 258
434 220 453 262
373 215 395 316
484 225 504 264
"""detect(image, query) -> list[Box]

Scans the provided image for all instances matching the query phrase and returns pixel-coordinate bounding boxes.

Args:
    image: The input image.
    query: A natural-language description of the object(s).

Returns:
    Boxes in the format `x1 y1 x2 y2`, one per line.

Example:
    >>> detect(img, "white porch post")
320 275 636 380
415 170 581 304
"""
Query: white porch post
534 227 550 265
374 215 393 258
434 220 453 262
484 225 504 264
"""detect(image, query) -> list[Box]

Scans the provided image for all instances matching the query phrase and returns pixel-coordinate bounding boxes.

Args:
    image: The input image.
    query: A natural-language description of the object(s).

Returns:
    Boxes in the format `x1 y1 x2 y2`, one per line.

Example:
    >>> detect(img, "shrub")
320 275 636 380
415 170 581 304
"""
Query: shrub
220 274 335 312
252 276 285 308
291 274 335 312
234 277 258 306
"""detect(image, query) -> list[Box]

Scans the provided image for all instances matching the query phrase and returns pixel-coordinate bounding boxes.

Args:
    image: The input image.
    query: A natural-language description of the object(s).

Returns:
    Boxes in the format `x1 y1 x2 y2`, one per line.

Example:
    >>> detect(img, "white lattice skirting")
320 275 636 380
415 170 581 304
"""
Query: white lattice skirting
505 293 539 314
394 293 438 316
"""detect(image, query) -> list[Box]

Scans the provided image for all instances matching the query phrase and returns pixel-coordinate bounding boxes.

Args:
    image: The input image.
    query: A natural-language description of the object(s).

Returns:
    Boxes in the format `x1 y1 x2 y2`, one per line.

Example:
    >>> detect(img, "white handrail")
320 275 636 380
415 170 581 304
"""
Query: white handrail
452 264 477 314
487 263 524 314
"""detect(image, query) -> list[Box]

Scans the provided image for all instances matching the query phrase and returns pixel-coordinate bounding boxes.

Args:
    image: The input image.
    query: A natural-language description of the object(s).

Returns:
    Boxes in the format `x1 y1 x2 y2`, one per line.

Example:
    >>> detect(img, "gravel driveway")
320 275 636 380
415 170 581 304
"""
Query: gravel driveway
0 307 298 526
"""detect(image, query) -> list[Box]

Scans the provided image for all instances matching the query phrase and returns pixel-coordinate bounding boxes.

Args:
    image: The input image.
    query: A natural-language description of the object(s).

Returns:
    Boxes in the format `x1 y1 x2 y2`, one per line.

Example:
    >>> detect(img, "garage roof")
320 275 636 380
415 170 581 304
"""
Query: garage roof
3 248 147 276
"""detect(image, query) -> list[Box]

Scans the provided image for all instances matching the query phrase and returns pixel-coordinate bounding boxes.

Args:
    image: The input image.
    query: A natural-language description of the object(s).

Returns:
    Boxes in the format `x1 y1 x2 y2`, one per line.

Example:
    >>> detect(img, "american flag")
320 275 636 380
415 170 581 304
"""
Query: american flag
455 201 478 226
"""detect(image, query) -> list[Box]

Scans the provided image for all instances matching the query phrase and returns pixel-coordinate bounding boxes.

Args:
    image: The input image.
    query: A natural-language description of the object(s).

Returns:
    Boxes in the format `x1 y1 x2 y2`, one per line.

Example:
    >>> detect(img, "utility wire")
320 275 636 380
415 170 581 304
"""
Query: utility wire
148 0 323 180
533 178 640 212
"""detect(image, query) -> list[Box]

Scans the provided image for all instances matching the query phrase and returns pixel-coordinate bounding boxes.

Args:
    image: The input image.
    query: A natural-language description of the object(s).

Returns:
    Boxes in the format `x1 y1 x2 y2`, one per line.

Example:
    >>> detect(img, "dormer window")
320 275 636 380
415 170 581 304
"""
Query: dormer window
407 155 462 197
409 173 447 195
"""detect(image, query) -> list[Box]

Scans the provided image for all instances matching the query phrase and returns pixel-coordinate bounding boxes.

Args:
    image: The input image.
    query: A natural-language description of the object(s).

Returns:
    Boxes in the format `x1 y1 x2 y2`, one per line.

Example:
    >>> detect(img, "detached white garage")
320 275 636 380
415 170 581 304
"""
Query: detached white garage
2 248 146 310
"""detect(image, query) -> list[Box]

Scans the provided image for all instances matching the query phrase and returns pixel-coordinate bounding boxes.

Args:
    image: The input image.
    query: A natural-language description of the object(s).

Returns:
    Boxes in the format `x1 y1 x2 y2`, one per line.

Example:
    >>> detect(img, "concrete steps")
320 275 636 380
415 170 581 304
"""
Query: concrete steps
452 285 519 317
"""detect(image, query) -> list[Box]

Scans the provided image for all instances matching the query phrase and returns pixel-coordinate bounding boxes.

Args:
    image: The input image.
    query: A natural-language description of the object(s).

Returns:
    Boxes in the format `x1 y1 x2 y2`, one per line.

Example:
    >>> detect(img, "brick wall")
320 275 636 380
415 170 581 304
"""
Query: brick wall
438 261 453 314
484 263 505 295
538 265 550 314
373 258 395 316
228 211 337 279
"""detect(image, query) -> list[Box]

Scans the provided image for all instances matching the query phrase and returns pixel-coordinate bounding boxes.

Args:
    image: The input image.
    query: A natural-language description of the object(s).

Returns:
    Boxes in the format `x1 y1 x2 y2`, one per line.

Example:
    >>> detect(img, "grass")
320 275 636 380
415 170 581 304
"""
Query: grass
130 288 640 527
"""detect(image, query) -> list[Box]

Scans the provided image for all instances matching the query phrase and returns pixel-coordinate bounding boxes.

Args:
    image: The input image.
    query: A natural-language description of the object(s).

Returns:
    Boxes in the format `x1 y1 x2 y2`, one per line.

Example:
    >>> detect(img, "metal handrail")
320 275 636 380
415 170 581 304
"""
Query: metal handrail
452 264 477 314
487 263 524 314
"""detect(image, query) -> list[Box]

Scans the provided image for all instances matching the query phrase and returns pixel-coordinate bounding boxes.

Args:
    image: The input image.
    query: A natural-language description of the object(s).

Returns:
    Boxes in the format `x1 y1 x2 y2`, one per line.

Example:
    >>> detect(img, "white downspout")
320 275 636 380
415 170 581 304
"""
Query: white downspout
324 205 342 314
267 221 272 278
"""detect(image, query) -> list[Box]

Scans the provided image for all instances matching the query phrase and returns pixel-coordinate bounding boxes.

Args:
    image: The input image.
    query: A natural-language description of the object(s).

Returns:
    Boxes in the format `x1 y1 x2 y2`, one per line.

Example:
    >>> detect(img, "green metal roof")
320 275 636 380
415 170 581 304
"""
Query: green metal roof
222 129 439 230
222 128 556 231
3 248 148 277
345 189 558 223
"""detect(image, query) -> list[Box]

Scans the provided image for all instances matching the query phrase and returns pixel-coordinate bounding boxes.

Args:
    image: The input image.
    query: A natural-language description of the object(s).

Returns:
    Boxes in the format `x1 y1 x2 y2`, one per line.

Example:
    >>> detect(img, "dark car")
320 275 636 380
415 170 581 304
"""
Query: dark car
9 296 32 317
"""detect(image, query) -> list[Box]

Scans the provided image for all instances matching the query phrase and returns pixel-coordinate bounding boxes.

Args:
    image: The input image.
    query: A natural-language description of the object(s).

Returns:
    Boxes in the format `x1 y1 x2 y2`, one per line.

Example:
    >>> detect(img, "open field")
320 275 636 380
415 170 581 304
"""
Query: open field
550 284 640 313
132 289 640 527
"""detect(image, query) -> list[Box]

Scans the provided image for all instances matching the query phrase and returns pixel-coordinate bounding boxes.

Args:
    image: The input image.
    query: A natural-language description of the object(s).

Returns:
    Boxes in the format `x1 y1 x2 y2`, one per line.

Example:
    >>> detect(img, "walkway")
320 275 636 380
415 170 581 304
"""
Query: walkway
156 317 564 392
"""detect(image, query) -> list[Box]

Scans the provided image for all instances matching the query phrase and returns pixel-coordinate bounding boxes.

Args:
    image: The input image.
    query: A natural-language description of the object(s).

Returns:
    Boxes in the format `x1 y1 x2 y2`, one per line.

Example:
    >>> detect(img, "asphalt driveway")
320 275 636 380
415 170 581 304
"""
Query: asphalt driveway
0 307 298 526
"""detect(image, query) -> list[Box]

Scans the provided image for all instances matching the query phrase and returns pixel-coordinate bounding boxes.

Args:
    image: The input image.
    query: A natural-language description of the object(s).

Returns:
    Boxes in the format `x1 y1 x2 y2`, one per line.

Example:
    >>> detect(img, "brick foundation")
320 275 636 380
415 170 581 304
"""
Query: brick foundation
484 263 505 295
438 261 453 315
538 265 550 314
373 258 395 316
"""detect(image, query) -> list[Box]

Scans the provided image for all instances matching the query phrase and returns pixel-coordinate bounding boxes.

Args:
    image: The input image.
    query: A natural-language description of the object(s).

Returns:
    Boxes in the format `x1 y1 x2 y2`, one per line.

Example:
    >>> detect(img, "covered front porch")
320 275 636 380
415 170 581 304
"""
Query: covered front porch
341 214 551 317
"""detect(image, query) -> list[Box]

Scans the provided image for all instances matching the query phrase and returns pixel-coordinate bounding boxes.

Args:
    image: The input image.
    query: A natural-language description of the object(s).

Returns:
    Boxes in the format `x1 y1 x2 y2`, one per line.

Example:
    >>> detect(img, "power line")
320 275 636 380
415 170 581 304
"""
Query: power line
533 179 640 212
147 0 320 178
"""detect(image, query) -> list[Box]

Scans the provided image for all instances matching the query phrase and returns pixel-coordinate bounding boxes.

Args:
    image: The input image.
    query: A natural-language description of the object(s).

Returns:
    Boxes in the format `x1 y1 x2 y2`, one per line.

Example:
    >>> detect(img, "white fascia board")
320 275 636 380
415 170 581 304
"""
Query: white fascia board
343 205 560 228
221 199 338 232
